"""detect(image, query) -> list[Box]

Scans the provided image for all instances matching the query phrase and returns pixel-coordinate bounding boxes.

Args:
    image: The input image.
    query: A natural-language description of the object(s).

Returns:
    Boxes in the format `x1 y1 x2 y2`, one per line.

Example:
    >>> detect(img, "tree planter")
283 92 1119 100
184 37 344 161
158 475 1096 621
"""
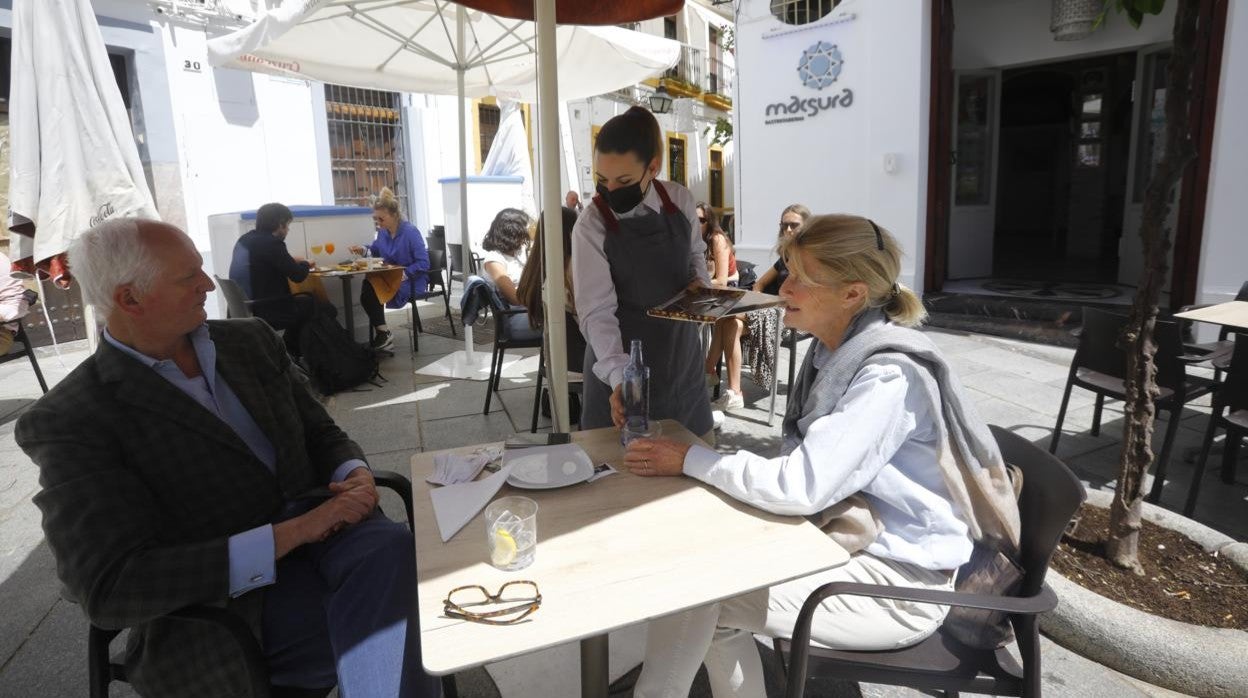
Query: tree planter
1042 489 1248 697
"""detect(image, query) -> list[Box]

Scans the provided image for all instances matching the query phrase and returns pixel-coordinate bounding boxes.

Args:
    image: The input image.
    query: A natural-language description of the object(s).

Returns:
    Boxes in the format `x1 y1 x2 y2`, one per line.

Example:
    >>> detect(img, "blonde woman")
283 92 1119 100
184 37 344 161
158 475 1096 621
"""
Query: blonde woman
623 215 1020 697
348 187 429 351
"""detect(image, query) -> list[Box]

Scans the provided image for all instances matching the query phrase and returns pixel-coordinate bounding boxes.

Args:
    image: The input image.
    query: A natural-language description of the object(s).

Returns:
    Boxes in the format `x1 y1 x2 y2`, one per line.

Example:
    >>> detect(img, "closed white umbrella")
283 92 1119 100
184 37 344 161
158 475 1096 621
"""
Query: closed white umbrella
8 0 158 286
8 0 159 349
208 0 679 431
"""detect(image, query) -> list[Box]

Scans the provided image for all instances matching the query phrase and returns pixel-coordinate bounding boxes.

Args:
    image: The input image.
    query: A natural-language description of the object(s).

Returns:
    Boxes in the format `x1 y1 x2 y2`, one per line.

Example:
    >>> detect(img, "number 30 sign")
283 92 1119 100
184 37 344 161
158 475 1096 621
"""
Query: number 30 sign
183 59 202 73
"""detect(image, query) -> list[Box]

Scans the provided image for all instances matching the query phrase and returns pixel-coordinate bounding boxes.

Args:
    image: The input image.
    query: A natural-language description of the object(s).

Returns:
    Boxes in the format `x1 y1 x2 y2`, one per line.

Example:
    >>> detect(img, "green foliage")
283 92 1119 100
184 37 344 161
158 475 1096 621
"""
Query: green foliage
1095 0 1167 30
704 116 733 148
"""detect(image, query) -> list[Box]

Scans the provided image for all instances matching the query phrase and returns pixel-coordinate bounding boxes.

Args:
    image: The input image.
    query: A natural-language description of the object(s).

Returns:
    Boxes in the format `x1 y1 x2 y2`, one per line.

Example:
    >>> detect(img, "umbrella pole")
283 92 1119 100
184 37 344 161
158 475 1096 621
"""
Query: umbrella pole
456 4 475 361
534 0 569 433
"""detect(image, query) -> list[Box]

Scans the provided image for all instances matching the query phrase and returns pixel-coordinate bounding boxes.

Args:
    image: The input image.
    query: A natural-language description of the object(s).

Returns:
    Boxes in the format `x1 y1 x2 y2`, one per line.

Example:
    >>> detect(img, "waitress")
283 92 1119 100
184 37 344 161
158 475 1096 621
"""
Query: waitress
571 106 713 440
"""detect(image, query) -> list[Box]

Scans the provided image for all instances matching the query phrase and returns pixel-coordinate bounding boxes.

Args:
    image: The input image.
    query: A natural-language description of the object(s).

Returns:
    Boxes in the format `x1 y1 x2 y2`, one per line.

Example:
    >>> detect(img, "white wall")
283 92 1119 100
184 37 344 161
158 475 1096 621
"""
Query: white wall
153 21 323 272
953 0 1175 70
734 0 929 291
1195 0 1248 305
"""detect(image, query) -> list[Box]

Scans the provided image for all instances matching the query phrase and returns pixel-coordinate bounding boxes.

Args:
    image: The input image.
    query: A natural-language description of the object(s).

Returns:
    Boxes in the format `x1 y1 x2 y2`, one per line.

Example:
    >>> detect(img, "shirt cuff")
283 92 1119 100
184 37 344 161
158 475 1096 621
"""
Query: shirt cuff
681 444 722 482
332 459 370 483
227 525 276 598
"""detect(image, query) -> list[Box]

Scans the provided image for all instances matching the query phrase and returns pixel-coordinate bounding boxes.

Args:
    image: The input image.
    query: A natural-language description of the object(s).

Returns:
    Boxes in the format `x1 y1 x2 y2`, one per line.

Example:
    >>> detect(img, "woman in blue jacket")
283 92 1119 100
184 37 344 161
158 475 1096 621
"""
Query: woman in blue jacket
350 187 429 350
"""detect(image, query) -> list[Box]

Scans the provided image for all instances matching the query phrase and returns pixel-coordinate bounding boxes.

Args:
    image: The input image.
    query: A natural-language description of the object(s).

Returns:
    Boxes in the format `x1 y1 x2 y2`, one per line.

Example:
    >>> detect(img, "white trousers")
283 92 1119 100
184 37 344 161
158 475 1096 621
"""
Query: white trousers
634 553 954 698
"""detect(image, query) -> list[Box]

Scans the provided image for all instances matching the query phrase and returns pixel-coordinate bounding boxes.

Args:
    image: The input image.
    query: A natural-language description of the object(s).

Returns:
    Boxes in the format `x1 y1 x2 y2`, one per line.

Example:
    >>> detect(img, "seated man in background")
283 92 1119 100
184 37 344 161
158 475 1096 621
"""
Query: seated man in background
17 218 438 698
0 250 34 355
229 202 316 356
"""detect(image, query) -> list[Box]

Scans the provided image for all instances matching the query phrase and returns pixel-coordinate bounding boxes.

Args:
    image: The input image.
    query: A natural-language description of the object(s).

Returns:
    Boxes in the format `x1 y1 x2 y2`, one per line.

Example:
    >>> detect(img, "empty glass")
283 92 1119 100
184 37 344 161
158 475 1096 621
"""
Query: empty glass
484 496 537 571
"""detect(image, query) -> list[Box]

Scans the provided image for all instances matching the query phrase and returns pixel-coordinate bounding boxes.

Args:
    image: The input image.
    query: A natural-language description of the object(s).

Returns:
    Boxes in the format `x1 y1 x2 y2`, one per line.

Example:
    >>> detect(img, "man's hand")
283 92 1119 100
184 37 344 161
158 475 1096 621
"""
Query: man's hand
622 438 690 477
609 384 626 428
273 468 379 558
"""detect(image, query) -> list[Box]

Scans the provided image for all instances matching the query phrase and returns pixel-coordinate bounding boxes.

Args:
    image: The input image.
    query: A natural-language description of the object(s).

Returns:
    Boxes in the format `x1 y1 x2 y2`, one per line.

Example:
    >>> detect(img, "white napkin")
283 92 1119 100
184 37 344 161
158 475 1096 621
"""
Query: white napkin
429 463 516 543
427 447 502 486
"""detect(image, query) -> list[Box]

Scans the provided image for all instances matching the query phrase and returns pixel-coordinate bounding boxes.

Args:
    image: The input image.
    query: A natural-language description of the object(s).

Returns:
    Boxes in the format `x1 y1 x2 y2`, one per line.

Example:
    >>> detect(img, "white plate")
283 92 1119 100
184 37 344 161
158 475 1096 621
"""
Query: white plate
504 444 595 490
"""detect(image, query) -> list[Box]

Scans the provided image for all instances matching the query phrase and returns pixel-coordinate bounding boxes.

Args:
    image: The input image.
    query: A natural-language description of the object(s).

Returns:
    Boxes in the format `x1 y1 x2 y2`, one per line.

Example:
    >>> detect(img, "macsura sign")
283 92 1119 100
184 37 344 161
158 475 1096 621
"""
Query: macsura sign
764 40 854 126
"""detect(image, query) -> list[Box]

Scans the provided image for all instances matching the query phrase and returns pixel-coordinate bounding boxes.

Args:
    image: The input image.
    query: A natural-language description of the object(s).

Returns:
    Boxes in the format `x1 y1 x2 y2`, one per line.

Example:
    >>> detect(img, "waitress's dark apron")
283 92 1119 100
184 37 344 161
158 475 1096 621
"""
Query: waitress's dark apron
580 182 713 436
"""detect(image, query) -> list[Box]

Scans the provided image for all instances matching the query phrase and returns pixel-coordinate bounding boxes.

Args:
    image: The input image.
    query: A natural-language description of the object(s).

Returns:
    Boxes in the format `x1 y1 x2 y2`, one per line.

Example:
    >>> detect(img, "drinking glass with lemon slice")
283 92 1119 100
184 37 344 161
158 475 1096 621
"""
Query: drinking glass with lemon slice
484 496 537 571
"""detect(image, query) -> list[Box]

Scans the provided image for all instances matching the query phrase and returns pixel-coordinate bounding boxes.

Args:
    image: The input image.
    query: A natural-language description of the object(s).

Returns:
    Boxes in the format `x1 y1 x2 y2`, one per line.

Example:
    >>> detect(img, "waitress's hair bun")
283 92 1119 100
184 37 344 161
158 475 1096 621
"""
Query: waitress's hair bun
595 106 663 170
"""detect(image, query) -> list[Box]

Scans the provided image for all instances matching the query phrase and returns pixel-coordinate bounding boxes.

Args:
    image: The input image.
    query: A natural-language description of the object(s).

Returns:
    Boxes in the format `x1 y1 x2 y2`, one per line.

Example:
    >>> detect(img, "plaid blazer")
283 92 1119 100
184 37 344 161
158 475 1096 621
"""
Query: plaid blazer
16 318 365 697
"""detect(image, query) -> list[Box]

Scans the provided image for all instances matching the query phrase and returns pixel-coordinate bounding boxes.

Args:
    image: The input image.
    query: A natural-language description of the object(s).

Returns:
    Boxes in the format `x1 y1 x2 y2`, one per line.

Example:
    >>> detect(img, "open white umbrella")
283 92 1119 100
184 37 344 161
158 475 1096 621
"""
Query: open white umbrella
8 0 159 346
208 0 679 433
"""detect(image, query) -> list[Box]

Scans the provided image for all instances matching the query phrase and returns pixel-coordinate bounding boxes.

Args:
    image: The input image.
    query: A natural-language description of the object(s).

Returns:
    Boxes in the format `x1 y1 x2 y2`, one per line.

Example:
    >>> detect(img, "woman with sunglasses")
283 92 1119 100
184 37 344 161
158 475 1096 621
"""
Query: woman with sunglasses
349 187 430 351
623 215 1020 697
572 106 714 440
753 203 811 295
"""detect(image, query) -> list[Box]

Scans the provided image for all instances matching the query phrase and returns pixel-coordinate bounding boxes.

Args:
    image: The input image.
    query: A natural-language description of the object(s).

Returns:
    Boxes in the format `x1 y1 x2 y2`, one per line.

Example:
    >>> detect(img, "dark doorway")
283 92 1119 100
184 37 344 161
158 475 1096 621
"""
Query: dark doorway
992 52 1136 283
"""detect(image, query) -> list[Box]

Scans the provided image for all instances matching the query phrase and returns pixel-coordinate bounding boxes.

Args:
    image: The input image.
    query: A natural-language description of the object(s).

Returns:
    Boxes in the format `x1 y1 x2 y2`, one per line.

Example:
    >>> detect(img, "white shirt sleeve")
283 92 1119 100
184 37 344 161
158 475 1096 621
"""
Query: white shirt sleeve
572 204 629 388
681 362 926 516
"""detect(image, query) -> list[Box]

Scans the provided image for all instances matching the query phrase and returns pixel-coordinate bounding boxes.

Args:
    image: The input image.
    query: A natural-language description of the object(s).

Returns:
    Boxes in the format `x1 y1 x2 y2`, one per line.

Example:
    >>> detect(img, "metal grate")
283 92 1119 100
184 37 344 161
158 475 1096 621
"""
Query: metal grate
770 0 840 26
325 84 409 216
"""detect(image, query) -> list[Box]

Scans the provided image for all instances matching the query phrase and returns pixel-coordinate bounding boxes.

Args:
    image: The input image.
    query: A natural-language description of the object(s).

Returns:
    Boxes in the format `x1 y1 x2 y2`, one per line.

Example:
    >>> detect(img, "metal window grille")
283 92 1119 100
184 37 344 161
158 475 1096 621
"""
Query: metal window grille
770 0 840 26
325 84 409 216
478 103 501 165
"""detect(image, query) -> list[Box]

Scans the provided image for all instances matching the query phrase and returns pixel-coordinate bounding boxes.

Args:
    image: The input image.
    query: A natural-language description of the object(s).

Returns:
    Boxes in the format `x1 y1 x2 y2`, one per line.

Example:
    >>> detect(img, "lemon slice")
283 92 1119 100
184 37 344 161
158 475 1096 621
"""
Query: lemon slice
491 529 518 567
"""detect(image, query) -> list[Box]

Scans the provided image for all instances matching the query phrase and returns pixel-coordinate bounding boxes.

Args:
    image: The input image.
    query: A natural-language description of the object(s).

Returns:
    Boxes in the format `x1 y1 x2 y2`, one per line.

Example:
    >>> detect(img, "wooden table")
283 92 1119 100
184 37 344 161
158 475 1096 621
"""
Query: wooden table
1174 300 1248 332
308 264 403 341
410 421 848 698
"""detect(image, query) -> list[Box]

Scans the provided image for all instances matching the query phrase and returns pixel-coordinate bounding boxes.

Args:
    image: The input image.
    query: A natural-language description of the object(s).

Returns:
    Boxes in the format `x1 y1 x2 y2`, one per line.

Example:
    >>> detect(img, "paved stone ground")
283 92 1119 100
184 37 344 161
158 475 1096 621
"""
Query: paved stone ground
1 299 1243 697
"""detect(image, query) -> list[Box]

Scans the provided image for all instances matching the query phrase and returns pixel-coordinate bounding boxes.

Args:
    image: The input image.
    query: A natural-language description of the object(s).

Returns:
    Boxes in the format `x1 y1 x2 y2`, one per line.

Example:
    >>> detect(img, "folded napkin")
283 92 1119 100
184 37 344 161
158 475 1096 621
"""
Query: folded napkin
427 446 502 486
429 463 515 542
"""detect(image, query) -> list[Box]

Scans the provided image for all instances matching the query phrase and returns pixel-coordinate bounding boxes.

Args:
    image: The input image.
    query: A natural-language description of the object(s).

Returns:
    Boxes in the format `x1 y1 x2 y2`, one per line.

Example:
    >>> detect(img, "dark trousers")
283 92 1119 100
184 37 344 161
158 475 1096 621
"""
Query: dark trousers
253 294 318 356
360 282 387 328
261 512 439 697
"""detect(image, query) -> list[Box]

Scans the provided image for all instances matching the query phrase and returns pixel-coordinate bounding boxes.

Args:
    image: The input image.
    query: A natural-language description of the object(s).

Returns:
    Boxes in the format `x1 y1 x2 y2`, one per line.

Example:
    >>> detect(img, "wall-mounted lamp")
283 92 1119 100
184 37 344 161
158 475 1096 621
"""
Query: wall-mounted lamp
649 80 673 114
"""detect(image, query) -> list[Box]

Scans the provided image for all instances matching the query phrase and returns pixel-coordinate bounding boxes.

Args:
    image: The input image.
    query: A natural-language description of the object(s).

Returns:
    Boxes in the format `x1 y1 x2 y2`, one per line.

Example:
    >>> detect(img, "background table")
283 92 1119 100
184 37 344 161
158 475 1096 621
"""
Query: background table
306 264 403 341
1174 300 1248 332
410 421 849 697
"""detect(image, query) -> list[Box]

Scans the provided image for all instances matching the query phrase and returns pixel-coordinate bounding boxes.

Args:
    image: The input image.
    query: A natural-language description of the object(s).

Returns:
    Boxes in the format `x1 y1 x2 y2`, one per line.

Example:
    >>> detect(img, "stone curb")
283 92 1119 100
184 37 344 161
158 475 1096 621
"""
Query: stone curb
1041 489 1248 697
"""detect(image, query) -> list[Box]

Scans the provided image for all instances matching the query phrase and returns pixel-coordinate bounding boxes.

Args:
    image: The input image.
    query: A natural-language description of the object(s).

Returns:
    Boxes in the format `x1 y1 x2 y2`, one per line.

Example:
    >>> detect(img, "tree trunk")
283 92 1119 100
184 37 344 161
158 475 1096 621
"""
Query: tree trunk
1105 0 1201 573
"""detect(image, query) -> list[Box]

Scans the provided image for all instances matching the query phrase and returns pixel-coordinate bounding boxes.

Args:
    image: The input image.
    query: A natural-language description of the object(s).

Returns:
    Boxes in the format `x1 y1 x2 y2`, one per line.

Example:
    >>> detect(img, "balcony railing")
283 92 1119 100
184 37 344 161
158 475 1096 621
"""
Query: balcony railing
664 45 704 94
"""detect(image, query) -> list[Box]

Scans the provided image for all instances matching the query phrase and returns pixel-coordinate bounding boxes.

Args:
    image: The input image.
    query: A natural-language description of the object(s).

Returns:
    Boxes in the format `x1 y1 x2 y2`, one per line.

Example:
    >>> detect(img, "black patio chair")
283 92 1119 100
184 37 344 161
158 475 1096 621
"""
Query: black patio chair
1049 307 1216 502
446 242 482 285
531 318 587 432
776 425 1085 698
1 314 49 394
86 471 458 698
1184 334 1248 516
464 282 543 416
1179 279 1248 382
409 249 455 353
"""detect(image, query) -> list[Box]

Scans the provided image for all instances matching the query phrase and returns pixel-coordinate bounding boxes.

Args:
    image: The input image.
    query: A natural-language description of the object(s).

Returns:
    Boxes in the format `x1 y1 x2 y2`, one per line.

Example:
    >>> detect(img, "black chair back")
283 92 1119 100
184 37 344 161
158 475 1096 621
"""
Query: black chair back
427 226 446 253
425 249 448 292
989 426 1087 598
1077 308 1184 393
214 276 253 319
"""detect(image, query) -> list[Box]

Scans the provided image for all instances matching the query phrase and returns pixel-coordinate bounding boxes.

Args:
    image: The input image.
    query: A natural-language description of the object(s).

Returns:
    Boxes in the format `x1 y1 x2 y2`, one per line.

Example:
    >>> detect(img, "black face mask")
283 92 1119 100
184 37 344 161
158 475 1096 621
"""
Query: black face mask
596 177 649 214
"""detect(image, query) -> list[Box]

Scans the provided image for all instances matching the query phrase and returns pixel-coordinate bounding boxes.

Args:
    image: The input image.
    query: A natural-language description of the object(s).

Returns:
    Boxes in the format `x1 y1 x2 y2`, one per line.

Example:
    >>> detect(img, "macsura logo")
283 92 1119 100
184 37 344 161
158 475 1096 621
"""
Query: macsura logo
764 89 854 125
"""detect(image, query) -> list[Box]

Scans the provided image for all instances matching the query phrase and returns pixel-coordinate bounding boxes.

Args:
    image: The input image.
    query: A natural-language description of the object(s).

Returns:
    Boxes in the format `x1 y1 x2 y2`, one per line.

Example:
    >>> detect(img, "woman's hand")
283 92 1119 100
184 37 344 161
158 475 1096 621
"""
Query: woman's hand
349 245 366 256
623 438 691 477
609 385 626 428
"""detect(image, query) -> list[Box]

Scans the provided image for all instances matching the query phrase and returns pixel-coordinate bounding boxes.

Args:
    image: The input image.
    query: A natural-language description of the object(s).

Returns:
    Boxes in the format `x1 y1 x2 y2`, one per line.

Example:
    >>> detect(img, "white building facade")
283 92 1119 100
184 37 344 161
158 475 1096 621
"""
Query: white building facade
733 0 1247 311
2 0 734 294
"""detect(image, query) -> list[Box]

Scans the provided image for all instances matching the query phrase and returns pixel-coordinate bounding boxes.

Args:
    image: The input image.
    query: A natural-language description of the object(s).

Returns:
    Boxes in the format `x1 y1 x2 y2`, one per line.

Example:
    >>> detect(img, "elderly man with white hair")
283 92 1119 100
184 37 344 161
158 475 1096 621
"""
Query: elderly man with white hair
15 219 439 697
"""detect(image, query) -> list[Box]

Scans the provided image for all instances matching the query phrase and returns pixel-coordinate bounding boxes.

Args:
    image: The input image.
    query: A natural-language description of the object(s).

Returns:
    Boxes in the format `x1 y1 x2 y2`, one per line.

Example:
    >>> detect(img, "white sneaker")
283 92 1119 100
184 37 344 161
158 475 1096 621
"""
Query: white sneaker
711 409 725 430
713 389 745 411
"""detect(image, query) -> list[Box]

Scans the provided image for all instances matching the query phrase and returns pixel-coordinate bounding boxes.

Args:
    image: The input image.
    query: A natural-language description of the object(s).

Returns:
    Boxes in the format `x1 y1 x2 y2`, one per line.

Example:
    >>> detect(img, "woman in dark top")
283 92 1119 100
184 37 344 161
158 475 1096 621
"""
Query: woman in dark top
753 203 811 295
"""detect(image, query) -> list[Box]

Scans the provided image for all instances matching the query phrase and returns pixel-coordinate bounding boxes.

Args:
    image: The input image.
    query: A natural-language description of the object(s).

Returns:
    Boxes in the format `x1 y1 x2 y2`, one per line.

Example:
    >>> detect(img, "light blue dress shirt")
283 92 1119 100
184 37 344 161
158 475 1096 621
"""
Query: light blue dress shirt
104 326 367 596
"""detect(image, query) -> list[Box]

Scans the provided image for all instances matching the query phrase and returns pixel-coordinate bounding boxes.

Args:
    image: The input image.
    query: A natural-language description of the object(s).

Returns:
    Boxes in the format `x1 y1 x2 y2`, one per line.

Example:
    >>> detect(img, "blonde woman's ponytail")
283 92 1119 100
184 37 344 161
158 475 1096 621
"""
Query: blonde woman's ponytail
883 282 927 328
